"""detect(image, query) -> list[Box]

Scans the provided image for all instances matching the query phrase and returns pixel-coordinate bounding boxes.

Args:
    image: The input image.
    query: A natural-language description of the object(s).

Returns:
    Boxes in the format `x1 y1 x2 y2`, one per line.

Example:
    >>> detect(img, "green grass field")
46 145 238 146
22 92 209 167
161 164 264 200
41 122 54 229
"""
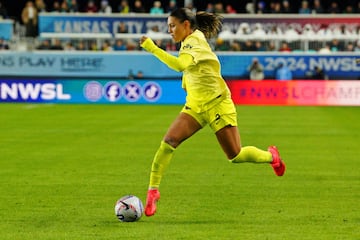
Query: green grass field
0 103 359 240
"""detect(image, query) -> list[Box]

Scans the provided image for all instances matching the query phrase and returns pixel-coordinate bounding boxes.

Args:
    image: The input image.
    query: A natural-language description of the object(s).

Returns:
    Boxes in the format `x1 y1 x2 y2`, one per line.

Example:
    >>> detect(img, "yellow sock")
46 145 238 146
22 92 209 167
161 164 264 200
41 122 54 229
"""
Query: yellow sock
149 141 175 189
230 146 272 163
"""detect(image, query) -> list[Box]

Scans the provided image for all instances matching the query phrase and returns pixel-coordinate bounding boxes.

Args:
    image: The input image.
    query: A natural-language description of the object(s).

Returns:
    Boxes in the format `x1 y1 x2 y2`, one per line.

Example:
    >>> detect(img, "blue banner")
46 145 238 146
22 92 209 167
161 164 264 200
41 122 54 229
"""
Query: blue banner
0 52 359 79
0 52 181 78
218 53 360 79
0 79 186 104
39 13 168 34
39 13 360 35
0 20 13 40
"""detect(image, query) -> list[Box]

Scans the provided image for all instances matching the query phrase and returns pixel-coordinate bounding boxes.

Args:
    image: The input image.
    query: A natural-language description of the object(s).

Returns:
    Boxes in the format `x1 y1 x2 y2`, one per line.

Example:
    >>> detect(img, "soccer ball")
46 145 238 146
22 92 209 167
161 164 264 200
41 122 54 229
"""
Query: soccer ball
114 195 144 222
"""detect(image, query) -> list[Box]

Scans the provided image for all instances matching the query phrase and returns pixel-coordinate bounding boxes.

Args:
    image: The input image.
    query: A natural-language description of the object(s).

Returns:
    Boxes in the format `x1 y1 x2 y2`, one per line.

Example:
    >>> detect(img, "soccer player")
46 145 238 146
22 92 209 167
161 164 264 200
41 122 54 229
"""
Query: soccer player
140 8 285 217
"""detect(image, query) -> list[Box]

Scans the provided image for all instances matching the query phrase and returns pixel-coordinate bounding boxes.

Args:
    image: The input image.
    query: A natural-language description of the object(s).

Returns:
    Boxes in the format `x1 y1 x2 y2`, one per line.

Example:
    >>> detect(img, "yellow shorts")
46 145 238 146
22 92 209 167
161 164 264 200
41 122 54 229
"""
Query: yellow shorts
181 97 238 132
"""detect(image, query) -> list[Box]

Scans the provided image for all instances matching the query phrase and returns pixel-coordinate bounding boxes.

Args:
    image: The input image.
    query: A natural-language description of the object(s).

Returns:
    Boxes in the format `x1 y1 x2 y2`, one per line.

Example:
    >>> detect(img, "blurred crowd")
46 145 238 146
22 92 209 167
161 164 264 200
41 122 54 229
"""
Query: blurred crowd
1 0 359 18
0 0 360 52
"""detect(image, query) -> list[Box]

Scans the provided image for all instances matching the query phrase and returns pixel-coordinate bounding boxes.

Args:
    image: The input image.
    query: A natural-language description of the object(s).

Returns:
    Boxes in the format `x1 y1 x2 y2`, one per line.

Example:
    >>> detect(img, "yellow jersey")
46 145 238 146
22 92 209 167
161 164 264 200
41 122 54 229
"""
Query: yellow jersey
179 30 230 113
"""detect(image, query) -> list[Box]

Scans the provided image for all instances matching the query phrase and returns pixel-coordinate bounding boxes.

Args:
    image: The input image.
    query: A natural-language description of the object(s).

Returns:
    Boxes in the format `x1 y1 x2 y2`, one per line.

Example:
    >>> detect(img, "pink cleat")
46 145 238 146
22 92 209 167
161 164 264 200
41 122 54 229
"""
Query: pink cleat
145 189 160 217
268 146 286 176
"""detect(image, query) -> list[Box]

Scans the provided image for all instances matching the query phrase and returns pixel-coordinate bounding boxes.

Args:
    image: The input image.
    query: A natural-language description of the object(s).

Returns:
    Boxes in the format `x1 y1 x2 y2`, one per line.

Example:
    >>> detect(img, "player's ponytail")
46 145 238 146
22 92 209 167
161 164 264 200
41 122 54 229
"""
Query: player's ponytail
195 11 223 39
170 8 223 39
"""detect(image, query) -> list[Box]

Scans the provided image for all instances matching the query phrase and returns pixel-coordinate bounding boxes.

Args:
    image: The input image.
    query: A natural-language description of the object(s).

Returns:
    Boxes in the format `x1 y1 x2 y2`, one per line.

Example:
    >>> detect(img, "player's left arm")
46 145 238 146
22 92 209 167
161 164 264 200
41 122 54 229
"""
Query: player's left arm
141 37 193 72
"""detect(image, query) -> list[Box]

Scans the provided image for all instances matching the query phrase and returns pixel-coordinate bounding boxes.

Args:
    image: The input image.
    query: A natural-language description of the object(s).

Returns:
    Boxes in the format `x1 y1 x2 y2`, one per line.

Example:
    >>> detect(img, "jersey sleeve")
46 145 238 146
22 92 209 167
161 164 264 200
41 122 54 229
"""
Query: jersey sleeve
141 38 193 72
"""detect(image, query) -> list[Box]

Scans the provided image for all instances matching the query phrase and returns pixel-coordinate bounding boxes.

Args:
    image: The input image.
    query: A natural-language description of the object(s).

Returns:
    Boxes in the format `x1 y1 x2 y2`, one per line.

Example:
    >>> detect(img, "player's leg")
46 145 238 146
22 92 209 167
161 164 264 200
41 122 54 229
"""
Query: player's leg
210 98 285 175
215 125 272 163
215 125 285 176
149 111 203 189
146 111 203 216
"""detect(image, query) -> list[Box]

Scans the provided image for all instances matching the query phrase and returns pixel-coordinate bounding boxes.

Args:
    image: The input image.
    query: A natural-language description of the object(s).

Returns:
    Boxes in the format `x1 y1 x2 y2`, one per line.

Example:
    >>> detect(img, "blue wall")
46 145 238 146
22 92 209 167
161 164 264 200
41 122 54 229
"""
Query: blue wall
0 52 359 80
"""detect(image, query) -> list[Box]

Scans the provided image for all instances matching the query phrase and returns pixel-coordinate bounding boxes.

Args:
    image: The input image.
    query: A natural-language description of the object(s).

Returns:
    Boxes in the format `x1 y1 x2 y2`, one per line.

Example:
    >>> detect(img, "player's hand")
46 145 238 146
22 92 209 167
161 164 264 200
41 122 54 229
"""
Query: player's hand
140 36 148 45
140 37 157 53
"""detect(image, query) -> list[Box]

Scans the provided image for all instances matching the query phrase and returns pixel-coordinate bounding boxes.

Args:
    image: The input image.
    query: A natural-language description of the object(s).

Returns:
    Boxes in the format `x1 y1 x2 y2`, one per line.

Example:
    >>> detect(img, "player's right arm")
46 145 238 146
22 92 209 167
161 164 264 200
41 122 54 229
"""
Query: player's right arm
140 37 193 72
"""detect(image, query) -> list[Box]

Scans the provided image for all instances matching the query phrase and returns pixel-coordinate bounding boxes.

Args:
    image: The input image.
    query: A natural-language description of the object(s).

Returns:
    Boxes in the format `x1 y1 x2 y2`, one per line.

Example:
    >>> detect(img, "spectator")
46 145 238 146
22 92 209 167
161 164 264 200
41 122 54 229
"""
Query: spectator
270 2 281 14
225 4 236 14
268 1 276 13
68 0 79 13
267 25 283 38
125 40 137 50
147 24 159 34
217 26 235 40
279 41 292 52
101 40 113 51
60 1 69 12
117 22 128 33
99 0 112 14
50 39 63 50
284 25 299 41
118 0 130 14
235 22 251 37
150 1 164 14
316 24 333 38
113 39 127 51
214 38 230 51
252 23 266 37
275 63 292 81
89 41 98 51
229 42 241 51
256 1 267 14
248 58 265 81
85 0 97 13
245 2 255 13
281 0 292 13
242 40 256 51
185 2 196 13
345 42 354 52
298 0 311 14
266 41 277 51
35 0 47 13
353 25 360 36
51 1 61 12
310 66 328 80
329 38 344 51
302 24 315 37
166 0 177 13
76 41 86 50
0 1 8 19
343 5 354 14
0 37 10 50
146 25 161 35
354 40 360 52
327 1 340 14
64 41 76 51
21 1 38 37
318 43 331 53
36 39 51 50
132 0 146 13
205 3 214 13
254 41 266 51
333 25 352 38
312 0 324 13
214 2 225 14
135 71 144 79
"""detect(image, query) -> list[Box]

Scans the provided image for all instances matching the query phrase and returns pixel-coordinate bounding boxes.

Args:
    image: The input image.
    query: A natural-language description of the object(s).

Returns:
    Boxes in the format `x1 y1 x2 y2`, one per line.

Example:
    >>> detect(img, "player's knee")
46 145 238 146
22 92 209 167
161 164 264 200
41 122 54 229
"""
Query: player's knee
163 137 180 149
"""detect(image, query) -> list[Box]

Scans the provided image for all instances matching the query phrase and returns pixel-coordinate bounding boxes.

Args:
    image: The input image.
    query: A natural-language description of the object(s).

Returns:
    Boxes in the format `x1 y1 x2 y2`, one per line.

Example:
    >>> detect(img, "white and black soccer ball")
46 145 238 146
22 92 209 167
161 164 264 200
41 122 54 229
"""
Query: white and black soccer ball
114 195 144 222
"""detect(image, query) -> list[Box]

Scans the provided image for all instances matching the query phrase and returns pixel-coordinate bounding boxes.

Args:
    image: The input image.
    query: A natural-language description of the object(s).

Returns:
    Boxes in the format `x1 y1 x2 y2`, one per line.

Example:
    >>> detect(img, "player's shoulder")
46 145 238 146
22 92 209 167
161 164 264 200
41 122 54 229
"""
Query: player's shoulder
182 30 205 50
